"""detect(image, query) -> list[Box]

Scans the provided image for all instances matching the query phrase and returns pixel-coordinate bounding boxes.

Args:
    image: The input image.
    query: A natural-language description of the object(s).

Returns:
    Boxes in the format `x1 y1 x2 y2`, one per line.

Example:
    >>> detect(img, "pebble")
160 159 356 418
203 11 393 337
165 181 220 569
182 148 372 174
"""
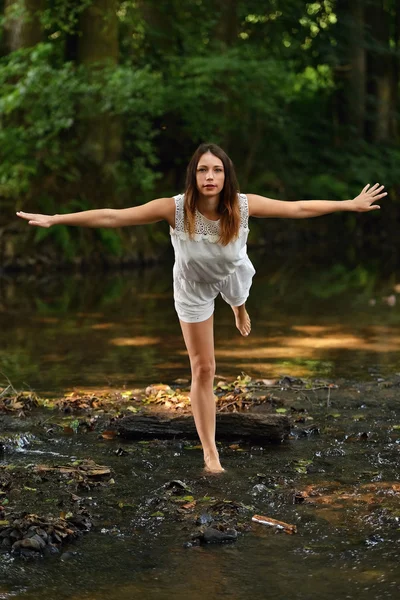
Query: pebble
201 527 238 544
196 513 213 526
251 484 269 496
60 551 79 561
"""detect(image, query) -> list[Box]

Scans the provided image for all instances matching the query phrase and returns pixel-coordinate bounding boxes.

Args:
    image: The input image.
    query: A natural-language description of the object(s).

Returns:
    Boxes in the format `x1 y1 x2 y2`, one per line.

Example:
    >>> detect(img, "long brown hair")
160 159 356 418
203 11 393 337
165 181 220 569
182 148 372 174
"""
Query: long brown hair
184 143 240 246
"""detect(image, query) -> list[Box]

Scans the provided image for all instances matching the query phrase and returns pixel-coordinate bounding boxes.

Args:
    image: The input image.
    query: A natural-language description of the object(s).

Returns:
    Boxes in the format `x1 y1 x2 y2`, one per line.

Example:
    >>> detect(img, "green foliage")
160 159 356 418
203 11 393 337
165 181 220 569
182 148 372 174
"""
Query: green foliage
166 51 293 143
0 0 399 264
40 0 93 35
0 43 162 200
32 195 125 259
33 196 89 259
305 264 377 298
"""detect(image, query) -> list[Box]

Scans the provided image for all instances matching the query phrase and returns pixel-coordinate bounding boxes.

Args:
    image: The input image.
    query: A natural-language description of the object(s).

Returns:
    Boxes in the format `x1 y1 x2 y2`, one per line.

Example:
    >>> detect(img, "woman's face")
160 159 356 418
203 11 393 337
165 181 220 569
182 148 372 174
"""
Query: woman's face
196 152 225 196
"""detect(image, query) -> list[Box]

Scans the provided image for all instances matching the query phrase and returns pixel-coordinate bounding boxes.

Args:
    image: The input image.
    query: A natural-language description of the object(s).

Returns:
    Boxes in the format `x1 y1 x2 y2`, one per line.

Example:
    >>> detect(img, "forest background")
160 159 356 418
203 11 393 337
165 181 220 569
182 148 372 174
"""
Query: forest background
0 0 399 269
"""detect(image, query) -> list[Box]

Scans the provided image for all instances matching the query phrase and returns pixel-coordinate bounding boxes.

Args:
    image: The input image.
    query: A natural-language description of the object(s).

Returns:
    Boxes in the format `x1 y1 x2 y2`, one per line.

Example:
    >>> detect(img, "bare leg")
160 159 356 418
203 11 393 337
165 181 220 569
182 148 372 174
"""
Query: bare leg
231 302 251 336
179 315 224 473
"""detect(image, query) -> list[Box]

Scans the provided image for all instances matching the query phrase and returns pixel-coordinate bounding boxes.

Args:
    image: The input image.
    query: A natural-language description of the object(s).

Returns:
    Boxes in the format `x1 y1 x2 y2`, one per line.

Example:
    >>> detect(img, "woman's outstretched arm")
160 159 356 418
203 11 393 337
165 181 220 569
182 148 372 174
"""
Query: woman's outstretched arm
248 184 387 219
16 197 176 228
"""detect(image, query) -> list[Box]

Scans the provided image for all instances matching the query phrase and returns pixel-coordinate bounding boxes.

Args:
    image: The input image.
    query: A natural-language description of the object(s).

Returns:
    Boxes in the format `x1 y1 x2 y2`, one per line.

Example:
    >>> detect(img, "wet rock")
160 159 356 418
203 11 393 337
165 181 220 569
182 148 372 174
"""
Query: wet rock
0 510 92 559
60 551 79 561
196 513 213 526
305 464 325 474
0 527 12 538
20 548 41 559
9 529 22 540
365 534 384 547
43 543 60 556
251 484 269 496
296 426 321 438
68 514 92 530
30 534 47 549
15 537 44 551
164 480 192 493
200 527 238 544
279 376 305 387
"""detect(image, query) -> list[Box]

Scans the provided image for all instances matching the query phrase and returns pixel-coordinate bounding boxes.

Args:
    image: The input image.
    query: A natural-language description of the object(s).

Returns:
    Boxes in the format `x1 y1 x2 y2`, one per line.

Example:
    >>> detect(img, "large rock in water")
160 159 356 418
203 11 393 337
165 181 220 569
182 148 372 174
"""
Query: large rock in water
117 412 290 443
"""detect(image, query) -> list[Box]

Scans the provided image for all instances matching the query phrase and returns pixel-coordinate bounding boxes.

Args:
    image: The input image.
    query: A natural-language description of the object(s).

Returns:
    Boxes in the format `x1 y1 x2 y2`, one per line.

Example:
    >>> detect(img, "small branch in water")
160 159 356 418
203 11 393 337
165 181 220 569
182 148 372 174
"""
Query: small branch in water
0 384 12 399
298 392 314 407
252 514 297 534
327 386 331 408
217 400 241 412
0 372 17 395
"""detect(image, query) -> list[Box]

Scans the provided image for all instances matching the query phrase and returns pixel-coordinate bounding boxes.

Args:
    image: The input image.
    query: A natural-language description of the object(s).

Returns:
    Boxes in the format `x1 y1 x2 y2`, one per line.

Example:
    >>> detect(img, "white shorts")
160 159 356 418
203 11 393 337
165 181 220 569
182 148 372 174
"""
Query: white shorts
173 261 256 323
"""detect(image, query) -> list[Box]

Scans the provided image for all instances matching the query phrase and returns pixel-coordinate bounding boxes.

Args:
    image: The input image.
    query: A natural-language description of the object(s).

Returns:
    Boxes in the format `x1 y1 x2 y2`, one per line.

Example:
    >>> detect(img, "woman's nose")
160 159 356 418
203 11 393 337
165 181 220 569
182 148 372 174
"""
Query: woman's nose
206 171 214 179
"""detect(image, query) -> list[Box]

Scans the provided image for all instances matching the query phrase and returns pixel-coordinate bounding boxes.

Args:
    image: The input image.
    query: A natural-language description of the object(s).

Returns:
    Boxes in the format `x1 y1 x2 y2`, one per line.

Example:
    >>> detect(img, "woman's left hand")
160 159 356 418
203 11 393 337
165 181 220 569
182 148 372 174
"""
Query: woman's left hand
352 183 387 212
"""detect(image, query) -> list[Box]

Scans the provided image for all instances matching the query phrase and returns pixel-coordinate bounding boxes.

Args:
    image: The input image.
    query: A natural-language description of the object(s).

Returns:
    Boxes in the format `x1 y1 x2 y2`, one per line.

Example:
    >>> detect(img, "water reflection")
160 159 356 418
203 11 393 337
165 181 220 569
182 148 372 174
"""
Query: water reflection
1 253 400 393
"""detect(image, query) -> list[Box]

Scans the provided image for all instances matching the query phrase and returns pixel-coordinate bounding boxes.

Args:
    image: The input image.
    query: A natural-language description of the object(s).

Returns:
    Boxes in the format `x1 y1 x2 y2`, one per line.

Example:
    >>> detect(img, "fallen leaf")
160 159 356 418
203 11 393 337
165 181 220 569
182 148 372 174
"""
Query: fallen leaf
102 430 117 440
181 500 197 510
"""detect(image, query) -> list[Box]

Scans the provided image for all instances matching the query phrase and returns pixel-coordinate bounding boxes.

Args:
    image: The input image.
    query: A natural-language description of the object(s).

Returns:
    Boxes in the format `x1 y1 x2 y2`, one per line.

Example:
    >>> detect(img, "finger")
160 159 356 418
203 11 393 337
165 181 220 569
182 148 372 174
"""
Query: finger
370 205 380 210
372 192 387 200
370 185 385 195
17 211 36 220
369 183 379 192
362 184 370 193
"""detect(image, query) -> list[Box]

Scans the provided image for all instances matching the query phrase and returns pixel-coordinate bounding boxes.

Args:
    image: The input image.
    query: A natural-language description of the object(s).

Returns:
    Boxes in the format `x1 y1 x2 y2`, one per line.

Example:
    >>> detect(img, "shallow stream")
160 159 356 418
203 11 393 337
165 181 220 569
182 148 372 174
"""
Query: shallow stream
1 252 400 599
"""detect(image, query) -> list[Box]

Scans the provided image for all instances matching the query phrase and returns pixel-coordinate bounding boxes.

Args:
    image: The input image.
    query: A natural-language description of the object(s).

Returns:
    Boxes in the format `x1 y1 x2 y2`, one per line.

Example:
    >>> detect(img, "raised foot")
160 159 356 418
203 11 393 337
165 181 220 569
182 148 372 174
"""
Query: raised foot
232 305 251 337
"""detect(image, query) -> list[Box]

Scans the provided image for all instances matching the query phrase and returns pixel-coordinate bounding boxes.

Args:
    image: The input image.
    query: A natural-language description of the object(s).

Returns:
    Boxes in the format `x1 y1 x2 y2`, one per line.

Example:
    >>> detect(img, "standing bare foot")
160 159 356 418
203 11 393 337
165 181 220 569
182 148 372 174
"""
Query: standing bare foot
204 452 225 473
231 304 251 337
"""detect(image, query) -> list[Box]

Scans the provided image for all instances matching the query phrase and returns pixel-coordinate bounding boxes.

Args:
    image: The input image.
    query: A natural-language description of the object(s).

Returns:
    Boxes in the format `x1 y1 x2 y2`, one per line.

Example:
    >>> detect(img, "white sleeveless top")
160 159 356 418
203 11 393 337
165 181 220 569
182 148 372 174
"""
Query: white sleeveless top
170 193 251 284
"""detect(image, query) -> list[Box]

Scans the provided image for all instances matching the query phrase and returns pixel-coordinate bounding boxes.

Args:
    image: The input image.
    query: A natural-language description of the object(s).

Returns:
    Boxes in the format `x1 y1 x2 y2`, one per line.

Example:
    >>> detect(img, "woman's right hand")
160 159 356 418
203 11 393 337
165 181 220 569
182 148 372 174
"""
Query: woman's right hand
16 211 54 227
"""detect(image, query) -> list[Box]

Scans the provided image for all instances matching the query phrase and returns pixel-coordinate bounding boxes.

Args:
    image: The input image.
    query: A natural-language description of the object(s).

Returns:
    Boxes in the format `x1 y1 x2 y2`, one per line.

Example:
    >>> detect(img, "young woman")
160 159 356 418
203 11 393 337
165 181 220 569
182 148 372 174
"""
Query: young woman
17 143 386 473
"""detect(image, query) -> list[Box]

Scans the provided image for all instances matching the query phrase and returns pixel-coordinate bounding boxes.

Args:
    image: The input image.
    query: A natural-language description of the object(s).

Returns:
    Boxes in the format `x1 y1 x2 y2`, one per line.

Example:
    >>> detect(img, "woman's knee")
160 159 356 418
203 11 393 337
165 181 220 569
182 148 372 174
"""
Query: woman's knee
191 357 216 380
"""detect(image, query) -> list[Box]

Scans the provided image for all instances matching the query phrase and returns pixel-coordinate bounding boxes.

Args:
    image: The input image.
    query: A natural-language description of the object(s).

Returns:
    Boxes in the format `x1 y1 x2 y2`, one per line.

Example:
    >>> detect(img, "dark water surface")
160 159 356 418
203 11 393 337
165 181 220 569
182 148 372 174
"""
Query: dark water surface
1 399 400 600
1 252 400 392
1 252 400 599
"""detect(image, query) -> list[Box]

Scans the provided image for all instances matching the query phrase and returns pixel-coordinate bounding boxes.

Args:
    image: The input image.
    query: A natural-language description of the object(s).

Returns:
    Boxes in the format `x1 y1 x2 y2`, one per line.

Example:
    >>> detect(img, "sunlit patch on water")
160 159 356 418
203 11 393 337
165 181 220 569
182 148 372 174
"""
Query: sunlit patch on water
2 258 400 390
109 336 161 347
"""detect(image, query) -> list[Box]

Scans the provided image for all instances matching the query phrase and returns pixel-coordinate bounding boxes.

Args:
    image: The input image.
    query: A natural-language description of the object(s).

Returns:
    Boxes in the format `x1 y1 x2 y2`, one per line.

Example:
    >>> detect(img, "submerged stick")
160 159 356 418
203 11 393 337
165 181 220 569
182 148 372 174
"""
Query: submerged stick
252 514 297 534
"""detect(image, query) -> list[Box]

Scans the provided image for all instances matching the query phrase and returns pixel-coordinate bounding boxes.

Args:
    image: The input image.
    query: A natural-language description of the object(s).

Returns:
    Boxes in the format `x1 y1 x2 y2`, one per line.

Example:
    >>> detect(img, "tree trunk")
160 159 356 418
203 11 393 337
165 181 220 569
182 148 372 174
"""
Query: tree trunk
77 0 118 65
366 0 397 142
213 0 239 153
392 0 400 140
117 412 290 443
77 0 122 166
3 0 43 53
333 0 366 140
214 0 238 48
138 0 173 61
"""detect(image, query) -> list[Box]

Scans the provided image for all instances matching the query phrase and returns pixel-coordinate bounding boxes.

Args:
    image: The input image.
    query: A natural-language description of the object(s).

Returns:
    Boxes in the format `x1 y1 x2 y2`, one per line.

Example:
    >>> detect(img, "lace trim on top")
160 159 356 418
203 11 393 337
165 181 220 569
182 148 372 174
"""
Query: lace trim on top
170 193 249 243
